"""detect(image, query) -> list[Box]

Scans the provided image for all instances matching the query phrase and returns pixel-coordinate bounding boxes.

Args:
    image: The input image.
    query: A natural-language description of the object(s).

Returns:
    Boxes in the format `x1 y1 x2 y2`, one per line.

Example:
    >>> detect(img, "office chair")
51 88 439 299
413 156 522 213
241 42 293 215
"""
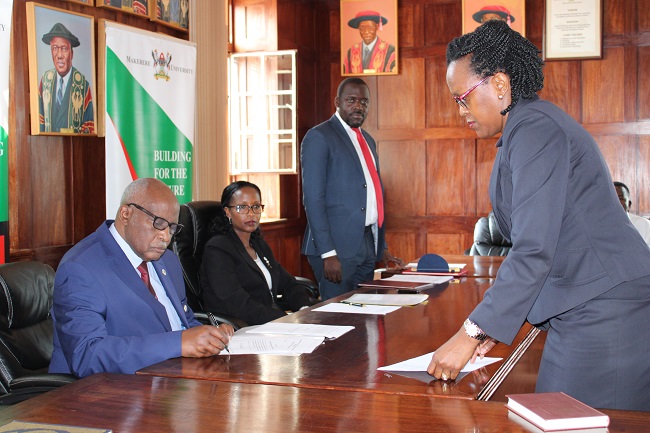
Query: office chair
467 211 512 256
0 261 76 405
171 201 319 330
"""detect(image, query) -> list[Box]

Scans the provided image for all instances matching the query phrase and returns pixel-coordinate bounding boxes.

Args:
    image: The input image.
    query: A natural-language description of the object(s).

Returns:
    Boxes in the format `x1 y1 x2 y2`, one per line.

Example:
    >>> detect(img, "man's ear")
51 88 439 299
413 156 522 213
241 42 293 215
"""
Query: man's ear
117 204 132 225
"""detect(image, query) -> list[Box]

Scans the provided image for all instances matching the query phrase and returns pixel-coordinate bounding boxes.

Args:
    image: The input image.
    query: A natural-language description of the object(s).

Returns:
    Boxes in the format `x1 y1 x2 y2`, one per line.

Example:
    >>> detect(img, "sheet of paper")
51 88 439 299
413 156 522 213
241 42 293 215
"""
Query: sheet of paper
245 322 354 339
313 303 401 315
383 274 453 285
219 334 324 355
378 351 502 373
344 293 429 306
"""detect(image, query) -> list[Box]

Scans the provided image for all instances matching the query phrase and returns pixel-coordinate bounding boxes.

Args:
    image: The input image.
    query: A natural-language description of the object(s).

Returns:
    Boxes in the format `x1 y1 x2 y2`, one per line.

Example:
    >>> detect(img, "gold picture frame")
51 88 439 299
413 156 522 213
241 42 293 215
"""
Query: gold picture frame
462 0 525 36
96 0 150 19
340 0 398 76
150 0 189 32
63 0 94 6
26 2 97 136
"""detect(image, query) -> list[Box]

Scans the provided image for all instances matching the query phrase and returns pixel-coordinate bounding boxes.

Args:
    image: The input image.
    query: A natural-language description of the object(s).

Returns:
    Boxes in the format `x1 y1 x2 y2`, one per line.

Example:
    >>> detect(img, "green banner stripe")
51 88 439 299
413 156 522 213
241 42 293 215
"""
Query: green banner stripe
106 46 192 203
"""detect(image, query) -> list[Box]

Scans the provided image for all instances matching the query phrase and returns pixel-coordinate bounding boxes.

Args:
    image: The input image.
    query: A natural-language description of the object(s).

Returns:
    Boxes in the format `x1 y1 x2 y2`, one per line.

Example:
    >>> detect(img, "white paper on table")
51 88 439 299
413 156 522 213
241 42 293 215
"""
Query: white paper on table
378 351 502 373
312 303 401 315
383 274 453 285
219 334 324 355
344 293 428 306
245 322 354 339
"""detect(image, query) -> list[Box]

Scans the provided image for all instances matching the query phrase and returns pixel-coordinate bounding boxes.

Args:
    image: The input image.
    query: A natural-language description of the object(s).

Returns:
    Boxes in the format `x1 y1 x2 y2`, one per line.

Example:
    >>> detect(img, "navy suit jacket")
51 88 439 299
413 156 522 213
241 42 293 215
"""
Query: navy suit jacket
301 114 386 260
49 221 201 377
470 96 650 345
200 230 312 325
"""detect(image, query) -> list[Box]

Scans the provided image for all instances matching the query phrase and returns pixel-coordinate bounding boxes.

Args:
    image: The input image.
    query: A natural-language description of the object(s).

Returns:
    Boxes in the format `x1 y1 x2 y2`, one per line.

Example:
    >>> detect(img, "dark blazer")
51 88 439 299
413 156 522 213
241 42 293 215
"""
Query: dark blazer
470 95 650 345
49 221 201 378
200 230 312 325
301 114 386 259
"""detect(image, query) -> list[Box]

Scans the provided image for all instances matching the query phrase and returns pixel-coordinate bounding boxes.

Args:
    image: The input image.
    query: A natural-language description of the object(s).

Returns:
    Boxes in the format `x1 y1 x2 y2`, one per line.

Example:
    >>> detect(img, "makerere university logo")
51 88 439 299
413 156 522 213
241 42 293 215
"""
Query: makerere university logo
152 49 172 81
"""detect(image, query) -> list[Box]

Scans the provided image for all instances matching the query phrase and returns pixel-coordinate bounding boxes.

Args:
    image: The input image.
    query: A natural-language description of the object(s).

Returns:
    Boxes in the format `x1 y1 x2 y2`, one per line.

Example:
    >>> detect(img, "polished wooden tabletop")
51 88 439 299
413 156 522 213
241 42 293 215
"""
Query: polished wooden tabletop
139 278 543 400
442 254 505 278
0 374 646 433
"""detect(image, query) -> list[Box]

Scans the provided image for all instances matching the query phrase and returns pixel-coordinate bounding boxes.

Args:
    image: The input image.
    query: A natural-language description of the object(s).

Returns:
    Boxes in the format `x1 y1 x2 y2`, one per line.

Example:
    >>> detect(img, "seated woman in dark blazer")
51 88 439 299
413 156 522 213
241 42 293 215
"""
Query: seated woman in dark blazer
200 181 314 325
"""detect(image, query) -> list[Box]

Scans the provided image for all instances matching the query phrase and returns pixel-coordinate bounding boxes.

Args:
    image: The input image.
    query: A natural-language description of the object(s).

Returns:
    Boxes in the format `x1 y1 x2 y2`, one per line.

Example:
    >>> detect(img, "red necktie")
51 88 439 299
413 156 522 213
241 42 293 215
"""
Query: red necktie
138 262 158 299
353 127 384 227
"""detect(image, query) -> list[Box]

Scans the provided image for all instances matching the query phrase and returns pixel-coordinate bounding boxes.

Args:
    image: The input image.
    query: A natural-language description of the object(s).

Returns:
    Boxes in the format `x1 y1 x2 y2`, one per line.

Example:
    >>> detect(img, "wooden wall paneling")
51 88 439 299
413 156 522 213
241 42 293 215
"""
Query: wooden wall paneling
582 47 626 124
476 139 499 215
426 232 467 256
636 136 650 215
637 46 650 121
423 2 460 47
596 135 637 188
377 58 425 130
425 57 464 128
380 140 427 218
384 232 419 265
425 139 476 216
623 45 638 122
72 138 106 243
538 61 582 122
603 0 631 35
639 0 650 32
233 0 278 52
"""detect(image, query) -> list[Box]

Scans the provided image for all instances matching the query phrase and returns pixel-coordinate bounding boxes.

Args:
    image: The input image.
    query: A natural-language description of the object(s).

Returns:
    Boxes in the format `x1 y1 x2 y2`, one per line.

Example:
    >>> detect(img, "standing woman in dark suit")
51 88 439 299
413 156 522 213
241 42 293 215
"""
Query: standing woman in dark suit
427 20 650 411
200 181 314 325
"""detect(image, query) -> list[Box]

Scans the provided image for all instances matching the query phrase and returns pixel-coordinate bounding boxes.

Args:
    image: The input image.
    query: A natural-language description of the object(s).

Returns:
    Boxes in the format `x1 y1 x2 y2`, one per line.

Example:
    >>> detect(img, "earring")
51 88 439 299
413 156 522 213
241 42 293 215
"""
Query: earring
228 217 232 225
498 95 503 100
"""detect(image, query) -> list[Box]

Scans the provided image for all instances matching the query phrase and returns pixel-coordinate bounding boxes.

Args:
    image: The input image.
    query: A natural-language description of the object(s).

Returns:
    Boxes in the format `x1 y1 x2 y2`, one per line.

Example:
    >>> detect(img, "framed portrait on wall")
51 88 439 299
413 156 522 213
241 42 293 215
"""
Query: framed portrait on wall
26 2 96 135
462 0 525 36
341 0 398 76
96 0 150 19
150 0 189 32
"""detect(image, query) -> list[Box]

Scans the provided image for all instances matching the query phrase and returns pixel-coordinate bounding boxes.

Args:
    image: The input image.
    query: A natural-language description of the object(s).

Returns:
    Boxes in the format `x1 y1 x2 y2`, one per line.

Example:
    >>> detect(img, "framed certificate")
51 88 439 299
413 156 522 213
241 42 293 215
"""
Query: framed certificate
544 0 602 60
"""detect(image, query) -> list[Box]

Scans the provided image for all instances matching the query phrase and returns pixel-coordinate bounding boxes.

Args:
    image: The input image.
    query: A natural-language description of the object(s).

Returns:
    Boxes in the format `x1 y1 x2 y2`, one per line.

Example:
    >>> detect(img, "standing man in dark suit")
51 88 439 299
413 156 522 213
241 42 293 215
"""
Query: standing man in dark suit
49 178 233 378
301 77 402 301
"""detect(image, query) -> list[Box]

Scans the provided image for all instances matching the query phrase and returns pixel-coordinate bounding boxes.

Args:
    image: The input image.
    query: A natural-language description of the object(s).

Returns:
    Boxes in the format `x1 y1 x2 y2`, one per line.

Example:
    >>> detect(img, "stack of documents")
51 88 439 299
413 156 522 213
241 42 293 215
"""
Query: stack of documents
378 351 502 381
313 293 429 316
359 274 453 290
219 323 355 355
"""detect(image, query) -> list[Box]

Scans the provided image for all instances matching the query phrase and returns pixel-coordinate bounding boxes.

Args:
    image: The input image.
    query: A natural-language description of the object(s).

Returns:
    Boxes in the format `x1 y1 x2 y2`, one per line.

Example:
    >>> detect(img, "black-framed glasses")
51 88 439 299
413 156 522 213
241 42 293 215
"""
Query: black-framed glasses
127 203 184 235
343 97 370 108
453 75 491 109
226 204 265 214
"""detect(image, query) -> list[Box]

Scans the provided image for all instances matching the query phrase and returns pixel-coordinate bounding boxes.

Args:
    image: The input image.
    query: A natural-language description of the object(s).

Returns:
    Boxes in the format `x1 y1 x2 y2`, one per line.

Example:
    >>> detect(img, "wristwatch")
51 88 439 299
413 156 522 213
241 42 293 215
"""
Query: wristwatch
463 318 487 341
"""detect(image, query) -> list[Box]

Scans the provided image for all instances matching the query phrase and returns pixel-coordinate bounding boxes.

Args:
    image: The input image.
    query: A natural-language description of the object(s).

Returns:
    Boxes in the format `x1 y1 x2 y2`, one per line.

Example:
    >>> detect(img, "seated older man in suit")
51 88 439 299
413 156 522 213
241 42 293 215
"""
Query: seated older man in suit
49 178 233 378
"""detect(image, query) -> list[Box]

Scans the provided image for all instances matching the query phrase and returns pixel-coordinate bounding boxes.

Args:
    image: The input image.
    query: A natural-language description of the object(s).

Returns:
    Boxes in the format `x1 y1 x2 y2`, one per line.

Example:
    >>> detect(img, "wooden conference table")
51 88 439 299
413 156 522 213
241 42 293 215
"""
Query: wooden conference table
139 277 543 402
0 374 647 433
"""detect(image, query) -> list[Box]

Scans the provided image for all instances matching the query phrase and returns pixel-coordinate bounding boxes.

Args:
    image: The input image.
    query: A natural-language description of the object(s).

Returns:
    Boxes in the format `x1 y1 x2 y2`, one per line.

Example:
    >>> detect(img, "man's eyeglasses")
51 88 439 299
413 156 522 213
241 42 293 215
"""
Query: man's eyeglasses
226 204 265 214
453 75 491 109
343 97 369 108
127 203 184 235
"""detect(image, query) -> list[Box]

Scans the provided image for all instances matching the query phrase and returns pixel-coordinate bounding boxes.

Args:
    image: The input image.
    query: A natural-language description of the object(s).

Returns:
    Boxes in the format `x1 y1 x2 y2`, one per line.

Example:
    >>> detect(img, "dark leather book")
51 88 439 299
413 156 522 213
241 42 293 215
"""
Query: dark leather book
506 392 610 431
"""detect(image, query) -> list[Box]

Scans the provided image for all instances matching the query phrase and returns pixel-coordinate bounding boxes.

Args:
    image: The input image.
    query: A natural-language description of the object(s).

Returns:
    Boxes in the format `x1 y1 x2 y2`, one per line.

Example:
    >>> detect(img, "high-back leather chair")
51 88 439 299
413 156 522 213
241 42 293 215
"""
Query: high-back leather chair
0 261 75 404
467 212 512 256
171 201 248 329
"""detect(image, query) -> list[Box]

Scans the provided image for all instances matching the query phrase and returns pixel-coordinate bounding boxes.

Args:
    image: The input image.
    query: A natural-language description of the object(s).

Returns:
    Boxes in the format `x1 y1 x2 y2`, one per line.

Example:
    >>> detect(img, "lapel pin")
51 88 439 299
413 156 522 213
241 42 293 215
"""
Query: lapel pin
162 269 167 276
184 304 188 312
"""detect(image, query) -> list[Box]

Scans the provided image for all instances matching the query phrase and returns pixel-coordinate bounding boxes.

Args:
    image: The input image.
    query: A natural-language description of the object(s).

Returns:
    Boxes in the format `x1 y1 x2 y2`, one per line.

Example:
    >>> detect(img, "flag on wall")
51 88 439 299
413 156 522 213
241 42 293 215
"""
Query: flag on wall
103 21 196 218
0 0 14 264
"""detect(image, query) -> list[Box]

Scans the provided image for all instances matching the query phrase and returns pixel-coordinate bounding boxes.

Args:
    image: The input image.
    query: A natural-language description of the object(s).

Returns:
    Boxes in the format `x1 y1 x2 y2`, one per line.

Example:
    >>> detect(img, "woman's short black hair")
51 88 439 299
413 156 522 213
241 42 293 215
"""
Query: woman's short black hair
446 20 544 115
210 181 263 236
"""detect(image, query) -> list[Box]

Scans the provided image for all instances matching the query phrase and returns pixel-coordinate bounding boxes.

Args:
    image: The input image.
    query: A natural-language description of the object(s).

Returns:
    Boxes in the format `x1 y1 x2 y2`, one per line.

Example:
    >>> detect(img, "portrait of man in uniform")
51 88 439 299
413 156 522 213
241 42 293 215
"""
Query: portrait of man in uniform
462 0 525 36
341 0 398 76
27 4 96 135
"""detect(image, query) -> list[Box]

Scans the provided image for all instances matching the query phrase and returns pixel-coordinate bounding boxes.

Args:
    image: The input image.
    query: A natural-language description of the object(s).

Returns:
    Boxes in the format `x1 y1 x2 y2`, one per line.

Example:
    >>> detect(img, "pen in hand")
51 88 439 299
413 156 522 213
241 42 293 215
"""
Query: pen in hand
207 312 230 353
